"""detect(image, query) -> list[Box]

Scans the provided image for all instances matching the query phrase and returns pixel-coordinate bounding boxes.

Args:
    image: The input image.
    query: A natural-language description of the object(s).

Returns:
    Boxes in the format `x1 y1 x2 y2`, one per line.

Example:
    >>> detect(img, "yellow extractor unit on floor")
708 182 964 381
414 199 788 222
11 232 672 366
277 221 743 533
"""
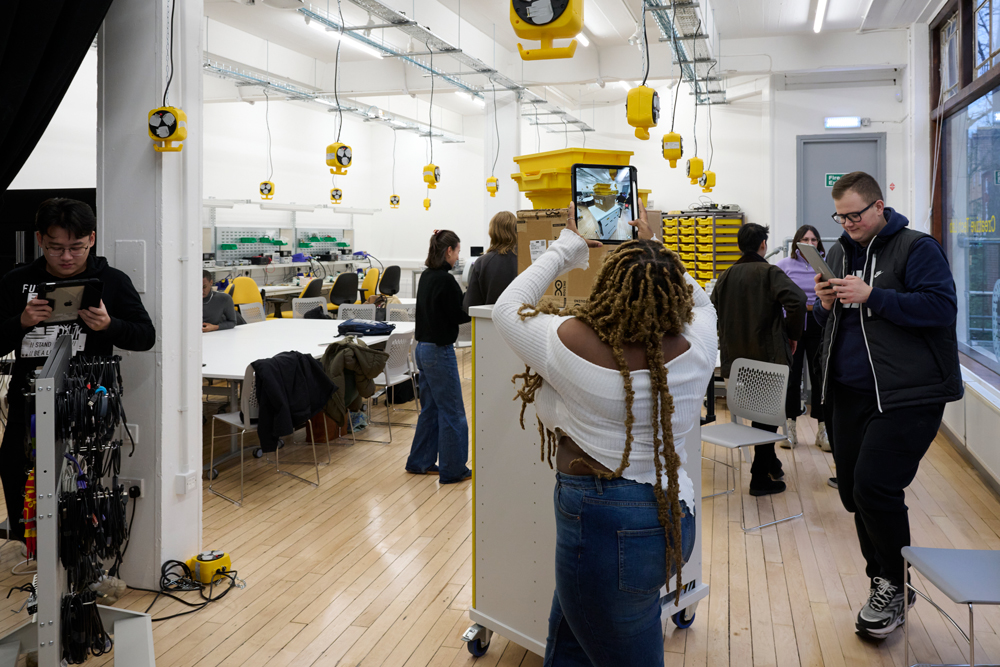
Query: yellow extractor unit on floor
148 107 187 152
326 142 352 175
626 86 659 140
511 0 583 61
186 551 232 585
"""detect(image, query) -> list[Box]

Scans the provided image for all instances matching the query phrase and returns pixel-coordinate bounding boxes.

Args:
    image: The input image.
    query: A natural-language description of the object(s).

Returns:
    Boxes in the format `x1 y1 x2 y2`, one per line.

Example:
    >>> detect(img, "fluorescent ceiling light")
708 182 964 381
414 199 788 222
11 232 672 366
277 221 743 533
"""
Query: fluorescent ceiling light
825 116 862 129
814 0 829 33
307 19 382 58
314 98 338 107
577 32 590 47
259 203 318 212
455 91 486 108
995 112 1000 123
618 80 633 91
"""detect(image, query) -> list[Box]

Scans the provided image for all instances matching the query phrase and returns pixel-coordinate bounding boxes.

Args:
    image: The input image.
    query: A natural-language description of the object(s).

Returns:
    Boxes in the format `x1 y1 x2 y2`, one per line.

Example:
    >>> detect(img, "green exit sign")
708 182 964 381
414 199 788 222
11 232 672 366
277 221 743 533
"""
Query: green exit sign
995 170 1000 185
826 173 845 187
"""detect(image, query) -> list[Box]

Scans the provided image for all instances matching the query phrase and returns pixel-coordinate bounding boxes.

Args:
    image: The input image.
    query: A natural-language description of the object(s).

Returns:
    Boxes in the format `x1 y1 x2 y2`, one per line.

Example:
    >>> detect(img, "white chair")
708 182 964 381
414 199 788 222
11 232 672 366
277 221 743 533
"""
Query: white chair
209 365 325 506
903 546 1000 667
369 332 418 440
337 303 376 320
455 321 472 378
238 302 266 324
387 303 415 322
291 297 328 319
700 358 801 532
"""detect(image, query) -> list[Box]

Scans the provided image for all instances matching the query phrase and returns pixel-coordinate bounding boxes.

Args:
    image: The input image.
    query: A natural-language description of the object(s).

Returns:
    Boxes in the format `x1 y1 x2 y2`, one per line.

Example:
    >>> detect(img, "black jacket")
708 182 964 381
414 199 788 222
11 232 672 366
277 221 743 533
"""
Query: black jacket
711 253 807 379
816 209 962 411
463 251 517 312
416 265 471 345
0 254 155 405
252 351 336 452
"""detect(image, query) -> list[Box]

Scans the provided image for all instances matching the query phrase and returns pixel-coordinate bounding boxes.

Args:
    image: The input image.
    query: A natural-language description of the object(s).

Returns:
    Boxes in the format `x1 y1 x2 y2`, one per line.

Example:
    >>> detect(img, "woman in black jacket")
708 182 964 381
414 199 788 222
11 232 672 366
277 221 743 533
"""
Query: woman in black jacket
406 230 472 483
463 211 517 311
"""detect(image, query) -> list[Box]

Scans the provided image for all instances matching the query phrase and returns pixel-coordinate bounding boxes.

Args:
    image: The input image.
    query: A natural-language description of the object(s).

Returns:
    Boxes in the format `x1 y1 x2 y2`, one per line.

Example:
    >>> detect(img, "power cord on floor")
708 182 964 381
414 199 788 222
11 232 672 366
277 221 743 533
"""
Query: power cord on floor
127 559 245 622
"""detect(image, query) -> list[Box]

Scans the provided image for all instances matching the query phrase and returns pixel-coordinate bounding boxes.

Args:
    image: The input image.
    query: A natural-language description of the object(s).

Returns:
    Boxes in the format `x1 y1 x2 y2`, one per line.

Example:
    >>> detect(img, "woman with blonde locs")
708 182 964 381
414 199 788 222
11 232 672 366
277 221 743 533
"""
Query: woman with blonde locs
493 200 718 666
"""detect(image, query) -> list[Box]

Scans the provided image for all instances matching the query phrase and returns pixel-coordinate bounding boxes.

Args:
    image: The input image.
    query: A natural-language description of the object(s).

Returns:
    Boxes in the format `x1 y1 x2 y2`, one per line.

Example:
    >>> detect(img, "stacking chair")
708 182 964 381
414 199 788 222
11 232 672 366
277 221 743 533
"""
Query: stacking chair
379 266 401 297
370 332 418 439
273 278 323 318
208 365 325 506
903 547 1000 667
337 303 376 320
455 321 472 378
237 302 266 324
700 358 801 532
357 267 380 303
387 303 415 322
326 272 359 314
291 297 328 318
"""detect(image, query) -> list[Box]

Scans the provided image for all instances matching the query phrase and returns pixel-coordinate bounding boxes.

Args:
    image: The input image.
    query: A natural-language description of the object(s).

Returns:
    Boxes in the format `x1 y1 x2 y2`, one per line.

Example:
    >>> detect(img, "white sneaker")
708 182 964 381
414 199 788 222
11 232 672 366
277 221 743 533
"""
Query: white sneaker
781 419 797 449
816 422 831 452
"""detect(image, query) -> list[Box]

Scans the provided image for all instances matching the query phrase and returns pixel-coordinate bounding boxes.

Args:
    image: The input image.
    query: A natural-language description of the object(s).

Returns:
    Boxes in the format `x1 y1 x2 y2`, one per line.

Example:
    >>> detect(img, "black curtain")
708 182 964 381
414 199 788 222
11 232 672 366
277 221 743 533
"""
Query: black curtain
0 0 116 194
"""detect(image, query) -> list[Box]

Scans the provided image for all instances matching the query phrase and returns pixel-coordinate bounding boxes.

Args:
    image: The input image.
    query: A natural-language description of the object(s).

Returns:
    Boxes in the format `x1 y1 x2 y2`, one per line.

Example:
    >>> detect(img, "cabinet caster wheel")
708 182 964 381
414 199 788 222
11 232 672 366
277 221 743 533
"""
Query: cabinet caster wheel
253 448 264 458
671 609 695 629
211 468 219 480
467 638 489 657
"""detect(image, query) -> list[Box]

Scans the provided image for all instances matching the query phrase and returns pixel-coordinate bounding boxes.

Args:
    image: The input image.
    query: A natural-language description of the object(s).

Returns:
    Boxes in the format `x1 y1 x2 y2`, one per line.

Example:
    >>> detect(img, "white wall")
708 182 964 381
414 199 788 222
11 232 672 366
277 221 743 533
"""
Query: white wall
9 49 97 190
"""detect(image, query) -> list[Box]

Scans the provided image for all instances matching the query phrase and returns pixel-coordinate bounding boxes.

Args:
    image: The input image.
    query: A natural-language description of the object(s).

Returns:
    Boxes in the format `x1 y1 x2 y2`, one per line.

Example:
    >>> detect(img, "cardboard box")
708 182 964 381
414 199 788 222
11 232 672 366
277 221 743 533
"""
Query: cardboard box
516 208 665 309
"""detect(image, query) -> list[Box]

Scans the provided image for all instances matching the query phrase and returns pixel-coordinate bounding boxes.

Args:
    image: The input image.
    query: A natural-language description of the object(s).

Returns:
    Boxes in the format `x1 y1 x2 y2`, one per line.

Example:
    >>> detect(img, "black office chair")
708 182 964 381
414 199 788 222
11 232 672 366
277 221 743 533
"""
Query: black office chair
272 278 324 318
326 272 359 314
379 266 401 297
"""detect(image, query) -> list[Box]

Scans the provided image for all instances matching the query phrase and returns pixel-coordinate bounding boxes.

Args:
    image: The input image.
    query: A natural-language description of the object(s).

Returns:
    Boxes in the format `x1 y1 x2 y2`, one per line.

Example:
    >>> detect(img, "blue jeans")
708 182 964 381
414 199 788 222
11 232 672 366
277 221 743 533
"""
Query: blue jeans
544 473 696 667
406 342 470 482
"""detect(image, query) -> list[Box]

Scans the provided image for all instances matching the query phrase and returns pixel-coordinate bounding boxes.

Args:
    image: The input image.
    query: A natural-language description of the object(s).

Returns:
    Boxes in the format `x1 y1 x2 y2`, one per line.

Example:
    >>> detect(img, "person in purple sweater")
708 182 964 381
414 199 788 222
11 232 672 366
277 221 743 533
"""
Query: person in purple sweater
776 225 829 451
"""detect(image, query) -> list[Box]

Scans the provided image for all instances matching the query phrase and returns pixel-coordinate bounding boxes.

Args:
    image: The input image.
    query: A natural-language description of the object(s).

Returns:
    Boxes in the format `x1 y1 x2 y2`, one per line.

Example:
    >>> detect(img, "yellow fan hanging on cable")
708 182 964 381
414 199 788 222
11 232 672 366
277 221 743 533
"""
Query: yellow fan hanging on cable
511 0 583 61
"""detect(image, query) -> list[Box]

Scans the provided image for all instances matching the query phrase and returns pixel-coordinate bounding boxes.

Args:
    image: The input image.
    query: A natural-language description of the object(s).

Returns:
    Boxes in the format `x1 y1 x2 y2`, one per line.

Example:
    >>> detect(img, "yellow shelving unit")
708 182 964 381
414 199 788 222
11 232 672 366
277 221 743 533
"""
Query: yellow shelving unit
661 210 745 286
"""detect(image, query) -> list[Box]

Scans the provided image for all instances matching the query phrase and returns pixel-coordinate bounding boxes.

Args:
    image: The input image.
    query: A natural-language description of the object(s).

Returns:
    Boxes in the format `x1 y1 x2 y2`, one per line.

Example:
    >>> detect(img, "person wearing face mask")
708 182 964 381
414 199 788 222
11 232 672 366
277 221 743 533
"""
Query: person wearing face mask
776 226 829 452
405 230 472 483
201 270 237 332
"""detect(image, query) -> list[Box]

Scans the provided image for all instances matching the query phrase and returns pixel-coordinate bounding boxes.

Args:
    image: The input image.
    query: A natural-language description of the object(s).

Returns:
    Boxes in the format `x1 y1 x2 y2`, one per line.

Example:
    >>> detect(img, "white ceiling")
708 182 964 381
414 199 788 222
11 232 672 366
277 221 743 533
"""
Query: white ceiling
709 0 938 38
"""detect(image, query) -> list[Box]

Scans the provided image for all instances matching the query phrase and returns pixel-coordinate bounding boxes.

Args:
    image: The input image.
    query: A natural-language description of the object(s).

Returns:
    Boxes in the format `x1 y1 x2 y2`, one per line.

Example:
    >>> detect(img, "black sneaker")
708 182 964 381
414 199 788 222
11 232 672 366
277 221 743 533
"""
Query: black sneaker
770 459 784 480
828 477 838 489
856 577 914 638
749 478 786 496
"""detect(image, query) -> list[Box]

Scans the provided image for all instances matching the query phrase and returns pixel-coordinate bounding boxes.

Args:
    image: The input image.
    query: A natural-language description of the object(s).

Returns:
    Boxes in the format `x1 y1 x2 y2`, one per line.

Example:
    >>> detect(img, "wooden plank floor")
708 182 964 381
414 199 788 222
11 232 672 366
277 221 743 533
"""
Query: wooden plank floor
0 358 998 666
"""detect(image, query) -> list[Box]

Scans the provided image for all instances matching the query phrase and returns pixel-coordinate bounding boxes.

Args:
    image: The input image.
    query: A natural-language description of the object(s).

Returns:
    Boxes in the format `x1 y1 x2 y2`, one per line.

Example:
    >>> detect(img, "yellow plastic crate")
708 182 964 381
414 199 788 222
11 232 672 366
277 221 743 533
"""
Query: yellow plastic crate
680 244 696 253
679 235 696 244
715 218 742 228
696 217 711 226
511 148 634 209
679 252 696 262
696 270 715 280
679 217 696 227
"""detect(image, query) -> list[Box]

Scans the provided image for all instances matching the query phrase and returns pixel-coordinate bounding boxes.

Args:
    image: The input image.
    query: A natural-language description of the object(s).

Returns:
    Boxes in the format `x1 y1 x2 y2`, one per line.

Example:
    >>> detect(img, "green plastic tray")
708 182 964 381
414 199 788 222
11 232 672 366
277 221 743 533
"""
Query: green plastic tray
238 237 257 243
219 243 238 250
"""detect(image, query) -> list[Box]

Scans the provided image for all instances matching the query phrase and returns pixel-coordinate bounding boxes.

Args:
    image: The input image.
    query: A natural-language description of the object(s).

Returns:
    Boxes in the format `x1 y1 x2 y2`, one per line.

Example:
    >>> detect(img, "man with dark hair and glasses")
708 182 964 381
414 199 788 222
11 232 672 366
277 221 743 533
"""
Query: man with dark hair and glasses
0 198 154 546
813 171 961 639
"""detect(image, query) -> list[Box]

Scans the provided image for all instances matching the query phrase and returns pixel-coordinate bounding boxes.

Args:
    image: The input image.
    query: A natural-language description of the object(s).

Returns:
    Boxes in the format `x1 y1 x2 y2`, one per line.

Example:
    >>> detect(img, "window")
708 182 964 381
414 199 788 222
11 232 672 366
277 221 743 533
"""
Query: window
974 0 1000 77
942 84 1000 373
942 14 960 100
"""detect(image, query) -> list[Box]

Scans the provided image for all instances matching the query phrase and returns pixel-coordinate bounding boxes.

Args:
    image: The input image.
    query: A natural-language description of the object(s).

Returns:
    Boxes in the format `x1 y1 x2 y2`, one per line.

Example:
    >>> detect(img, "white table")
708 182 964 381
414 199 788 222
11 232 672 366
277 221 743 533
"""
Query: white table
202 318 414 380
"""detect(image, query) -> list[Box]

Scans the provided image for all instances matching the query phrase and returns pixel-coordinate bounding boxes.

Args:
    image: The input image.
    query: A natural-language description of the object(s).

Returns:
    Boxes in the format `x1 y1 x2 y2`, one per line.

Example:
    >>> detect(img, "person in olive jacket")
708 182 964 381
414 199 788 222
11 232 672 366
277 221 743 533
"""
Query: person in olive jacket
0 199 154 543
711 222 806 497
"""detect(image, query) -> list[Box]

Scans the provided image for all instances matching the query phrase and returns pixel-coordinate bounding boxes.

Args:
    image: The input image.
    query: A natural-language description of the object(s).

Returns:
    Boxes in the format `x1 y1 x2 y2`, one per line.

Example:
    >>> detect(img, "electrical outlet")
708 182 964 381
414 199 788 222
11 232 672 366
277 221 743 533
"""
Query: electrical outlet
119 477 144 498
121 423 139 446
174 471 199 495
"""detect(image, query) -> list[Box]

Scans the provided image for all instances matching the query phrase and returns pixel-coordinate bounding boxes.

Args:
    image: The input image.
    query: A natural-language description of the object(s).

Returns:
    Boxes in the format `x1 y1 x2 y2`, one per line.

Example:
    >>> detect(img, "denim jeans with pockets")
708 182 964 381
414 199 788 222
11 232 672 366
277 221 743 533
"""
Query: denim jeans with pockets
544 472 696 667
406 342 469 482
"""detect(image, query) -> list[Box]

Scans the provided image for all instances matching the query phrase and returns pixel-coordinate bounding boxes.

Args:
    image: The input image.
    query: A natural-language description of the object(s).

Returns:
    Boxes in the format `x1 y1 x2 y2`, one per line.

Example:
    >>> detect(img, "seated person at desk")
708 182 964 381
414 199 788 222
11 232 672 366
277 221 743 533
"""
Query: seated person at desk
0 198 155 544
202 270 236 332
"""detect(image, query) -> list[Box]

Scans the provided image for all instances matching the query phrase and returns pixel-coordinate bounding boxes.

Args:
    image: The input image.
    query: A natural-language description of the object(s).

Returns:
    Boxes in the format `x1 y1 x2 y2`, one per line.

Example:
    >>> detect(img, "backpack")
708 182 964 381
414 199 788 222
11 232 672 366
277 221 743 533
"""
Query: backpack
336 319 396 337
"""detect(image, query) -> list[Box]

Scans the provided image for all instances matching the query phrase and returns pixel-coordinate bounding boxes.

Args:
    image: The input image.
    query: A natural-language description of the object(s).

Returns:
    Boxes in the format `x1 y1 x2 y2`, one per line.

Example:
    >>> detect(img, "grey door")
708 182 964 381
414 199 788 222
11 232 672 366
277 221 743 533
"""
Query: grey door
797 133 886 240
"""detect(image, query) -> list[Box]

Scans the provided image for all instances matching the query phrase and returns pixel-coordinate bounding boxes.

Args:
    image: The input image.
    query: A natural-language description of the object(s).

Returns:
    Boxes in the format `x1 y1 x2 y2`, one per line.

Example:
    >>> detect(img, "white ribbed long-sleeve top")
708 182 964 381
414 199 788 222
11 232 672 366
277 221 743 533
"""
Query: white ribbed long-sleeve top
493 230 718 509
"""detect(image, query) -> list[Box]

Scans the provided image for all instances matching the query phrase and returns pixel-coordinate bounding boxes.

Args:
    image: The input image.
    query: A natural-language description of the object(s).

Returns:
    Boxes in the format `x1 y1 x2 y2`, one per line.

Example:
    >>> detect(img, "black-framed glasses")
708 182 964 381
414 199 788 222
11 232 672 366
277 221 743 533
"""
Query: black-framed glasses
43 244 91 258
831 201 877 225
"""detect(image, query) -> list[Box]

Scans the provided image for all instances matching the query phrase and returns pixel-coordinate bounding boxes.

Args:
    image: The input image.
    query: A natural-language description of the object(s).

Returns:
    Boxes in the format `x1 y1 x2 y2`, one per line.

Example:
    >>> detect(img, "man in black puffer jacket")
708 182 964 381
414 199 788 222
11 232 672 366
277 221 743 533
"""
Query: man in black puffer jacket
814 171 962 640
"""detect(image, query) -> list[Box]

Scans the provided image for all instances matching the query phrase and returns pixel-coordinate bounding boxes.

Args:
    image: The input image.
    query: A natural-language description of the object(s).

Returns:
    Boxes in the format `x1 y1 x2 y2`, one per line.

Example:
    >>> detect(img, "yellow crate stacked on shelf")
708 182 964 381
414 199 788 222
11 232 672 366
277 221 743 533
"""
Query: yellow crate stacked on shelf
661 211 745 287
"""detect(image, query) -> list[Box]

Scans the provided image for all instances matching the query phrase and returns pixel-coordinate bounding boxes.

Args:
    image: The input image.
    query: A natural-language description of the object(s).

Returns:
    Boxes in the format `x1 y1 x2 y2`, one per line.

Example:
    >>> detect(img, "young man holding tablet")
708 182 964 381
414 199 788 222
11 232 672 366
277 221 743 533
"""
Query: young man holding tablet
0 198 155 544
814 171 962 639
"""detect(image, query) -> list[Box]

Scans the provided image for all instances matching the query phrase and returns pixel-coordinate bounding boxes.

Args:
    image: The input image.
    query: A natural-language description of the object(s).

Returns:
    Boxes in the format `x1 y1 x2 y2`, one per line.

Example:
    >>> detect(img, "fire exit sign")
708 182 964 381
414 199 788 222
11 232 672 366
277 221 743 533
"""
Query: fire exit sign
826 173 845 187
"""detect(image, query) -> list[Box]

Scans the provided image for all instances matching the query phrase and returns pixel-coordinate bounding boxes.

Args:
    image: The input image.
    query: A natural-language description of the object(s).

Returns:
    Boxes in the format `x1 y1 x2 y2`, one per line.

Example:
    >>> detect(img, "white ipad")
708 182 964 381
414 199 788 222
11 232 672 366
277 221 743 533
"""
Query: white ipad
796 243 835 282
